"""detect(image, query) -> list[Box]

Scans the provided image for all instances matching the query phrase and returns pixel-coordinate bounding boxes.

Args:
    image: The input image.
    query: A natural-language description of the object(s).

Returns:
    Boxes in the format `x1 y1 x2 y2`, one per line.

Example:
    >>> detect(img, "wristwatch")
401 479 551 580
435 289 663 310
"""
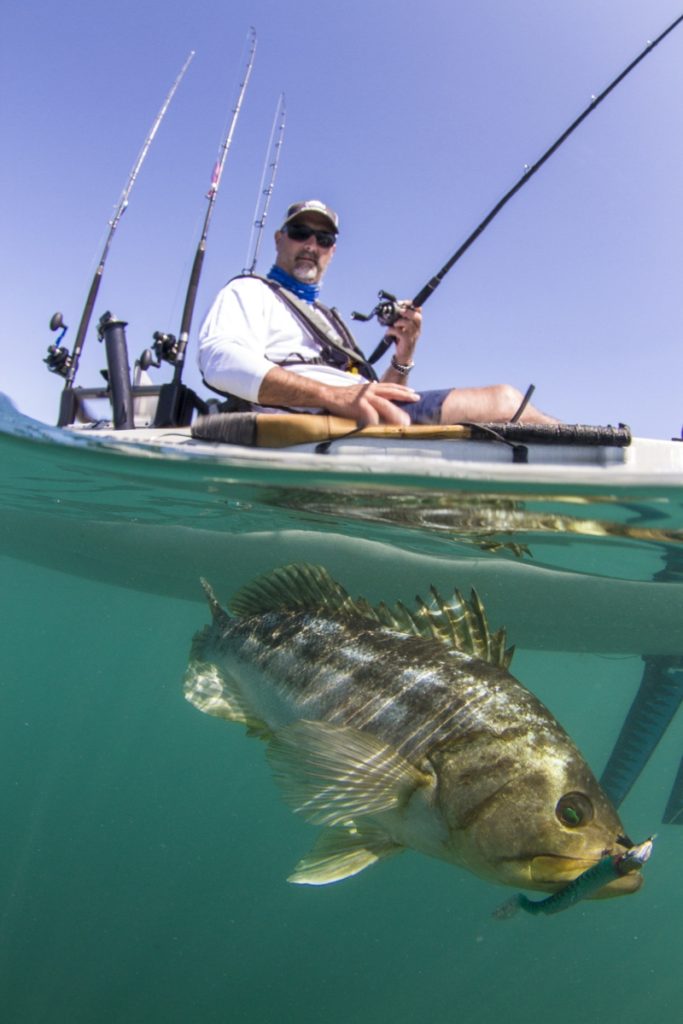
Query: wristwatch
390 354 414 376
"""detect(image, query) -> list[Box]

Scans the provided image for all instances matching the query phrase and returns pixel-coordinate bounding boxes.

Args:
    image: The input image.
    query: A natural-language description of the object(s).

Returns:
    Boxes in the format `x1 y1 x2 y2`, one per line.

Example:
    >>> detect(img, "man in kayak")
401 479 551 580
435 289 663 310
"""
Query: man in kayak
198 200 557 426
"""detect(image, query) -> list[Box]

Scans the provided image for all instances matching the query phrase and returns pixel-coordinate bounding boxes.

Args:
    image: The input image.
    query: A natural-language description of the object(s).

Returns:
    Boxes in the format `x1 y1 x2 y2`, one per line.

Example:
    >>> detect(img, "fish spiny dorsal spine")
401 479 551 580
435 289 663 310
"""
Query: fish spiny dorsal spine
413 585 513 668
223 563 514 668
200 577 232 627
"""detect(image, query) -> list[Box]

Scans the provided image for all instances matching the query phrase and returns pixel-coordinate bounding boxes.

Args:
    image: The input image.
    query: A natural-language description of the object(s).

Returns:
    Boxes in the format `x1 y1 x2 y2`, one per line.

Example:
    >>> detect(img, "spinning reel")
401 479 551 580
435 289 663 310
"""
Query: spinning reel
44 312 73 377
351 290 403 329
138 331 181 370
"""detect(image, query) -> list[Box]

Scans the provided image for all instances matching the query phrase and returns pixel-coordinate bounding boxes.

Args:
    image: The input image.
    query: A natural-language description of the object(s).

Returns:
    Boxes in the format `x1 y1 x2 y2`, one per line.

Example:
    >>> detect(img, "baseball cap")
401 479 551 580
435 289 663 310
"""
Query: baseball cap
280 200 339 234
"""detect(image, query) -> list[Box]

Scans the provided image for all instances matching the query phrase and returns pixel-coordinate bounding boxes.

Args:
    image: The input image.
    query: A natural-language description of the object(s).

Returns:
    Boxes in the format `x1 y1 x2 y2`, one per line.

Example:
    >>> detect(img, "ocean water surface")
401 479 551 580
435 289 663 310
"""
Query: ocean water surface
1 395 681 1024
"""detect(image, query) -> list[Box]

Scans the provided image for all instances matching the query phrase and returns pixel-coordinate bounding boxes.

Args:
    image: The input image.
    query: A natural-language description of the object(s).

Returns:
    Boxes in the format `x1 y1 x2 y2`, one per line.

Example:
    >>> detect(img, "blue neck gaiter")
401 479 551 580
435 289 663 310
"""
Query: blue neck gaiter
267 264 320 304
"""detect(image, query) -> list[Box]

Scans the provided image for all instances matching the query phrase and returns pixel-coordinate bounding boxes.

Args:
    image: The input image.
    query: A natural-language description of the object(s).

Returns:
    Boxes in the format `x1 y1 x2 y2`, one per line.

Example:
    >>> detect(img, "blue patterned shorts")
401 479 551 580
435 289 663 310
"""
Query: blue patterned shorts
395 388 451 425
239 388 451 423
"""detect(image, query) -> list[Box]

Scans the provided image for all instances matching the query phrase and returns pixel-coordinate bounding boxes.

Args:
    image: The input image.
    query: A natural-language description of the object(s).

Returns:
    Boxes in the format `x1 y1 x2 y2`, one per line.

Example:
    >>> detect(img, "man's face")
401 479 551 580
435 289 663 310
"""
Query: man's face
274 214 337 284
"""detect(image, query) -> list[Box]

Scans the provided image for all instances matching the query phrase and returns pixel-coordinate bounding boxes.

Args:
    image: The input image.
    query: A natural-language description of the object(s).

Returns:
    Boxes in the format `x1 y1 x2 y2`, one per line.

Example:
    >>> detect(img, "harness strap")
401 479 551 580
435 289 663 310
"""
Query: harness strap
202 275 379 413
236 273 378 382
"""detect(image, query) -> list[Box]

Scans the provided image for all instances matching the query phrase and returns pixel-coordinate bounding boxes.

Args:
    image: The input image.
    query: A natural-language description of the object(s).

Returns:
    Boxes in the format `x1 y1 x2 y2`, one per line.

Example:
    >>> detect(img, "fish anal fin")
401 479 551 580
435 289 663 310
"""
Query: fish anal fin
288 824 402 885
267 720 430 827
183 659 269 737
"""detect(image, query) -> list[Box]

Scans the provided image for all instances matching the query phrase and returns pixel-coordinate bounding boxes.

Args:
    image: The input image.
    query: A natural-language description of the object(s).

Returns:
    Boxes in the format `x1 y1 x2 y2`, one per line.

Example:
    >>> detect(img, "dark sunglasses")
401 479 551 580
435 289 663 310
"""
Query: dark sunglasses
284 223 336 248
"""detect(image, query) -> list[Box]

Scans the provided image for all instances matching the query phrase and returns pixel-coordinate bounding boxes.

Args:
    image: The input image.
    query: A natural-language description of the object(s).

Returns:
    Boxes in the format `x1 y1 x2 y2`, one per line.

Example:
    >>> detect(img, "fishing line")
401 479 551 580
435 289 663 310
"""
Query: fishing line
353 12 683 365
244 92 287 275
153 27 257 426
46 50 195 426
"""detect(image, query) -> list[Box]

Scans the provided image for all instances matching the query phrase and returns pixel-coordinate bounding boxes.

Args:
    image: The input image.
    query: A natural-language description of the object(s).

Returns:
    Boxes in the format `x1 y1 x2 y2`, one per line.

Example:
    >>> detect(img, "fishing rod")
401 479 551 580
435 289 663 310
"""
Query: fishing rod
153 27 257 427
243 92 286 274
46 50 195 427
353 12 683 366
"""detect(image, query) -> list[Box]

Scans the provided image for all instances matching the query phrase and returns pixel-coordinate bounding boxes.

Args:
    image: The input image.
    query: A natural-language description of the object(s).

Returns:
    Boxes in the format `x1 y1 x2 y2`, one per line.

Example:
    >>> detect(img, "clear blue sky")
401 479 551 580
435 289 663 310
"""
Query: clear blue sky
2 0 682 439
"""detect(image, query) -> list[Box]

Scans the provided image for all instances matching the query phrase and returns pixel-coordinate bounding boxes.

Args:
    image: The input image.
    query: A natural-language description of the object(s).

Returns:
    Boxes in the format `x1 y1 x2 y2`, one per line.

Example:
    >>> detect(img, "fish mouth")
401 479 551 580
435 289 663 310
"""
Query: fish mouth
527 854 643 898
529 853 598 885
586 871 643 899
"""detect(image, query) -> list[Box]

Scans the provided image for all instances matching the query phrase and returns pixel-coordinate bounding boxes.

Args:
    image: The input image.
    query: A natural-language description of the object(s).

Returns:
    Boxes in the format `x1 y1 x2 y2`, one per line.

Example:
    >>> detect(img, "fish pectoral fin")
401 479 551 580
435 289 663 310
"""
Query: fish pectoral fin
267 719 430 827
183 658 270 737
289 824 402 885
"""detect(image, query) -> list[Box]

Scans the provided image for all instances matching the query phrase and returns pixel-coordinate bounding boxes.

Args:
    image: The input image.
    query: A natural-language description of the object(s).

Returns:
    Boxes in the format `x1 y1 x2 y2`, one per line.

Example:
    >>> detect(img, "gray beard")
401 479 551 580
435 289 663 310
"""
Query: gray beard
292 261 319 283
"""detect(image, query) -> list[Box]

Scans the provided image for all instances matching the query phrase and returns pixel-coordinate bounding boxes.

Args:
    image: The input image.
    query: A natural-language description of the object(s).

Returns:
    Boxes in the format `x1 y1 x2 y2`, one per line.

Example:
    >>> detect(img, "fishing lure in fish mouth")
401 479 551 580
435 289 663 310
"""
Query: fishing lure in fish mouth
494 837 655 919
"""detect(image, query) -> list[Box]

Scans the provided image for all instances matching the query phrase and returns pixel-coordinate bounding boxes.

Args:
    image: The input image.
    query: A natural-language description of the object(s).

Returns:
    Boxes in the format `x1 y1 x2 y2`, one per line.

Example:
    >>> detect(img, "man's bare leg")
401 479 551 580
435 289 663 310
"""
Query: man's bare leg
440 384 559 425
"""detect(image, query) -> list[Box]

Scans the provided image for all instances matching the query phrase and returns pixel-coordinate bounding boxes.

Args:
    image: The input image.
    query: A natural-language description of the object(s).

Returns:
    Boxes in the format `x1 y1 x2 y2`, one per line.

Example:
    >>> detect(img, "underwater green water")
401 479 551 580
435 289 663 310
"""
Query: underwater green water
1 401 682 1024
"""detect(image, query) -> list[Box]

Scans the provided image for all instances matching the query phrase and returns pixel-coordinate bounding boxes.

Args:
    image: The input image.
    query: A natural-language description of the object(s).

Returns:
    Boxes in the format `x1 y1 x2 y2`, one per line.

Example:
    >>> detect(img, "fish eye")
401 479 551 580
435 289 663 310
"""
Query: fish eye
556 792 594 828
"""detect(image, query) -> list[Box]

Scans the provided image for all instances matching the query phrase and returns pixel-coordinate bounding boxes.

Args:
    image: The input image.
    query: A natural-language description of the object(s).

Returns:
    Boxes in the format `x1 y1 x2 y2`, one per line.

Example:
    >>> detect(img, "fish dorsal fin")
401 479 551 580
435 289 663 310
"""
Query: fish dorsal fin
229 563 513 667
367 586 513 669
200 577 232 628
413 587 514 668
229 563 365 620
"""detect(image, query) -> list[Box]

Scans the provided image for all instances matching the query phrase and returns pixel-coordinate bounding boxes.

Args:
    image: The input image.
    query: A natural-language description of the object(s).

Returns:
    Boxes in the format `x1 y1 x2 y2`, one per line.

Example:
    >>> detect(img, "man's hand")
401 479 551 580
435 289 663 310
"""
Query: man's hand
380 302 422 385
388 302 422 361
323 380 419 426
258 366 419 426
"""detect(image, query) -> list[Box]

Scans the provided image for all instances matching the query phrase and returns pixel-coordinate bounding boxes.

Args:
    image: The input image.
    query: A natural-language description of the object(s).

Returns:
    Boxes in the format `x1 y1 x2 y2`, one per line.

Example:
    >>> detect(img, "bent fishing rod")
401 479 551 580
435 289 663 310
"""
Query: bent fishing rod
353 11 683 366
154 27 257 426
243 92 286 274
46 51 195 426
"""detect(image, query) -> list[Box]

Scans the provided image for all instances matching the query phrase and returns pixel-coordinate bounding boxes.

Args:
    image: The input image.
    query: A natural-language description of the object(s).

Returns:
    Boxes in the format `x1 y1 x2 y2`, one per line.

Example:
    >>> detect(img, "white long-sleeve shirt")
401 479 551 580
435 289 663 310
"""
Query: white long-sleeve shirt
198 276 358 403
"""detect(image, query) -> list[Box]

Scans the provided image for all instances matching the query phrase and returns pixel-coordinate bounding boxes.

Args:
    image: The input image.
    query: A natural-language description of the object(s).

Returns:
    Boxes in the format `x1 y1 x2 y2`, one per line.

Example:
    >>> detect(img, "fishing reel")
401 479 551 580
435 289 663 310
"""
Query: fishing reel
351 290 402 328
44 312 73 377
138 331 180 370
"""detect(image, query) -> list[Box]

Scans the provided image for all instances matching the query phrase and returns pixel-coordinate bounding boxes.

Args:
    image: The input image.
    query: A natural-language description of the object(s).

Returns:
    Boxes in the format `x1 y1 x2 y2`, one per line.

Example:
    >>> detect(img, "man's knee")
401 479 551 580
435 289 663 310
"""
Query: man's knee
490 384 525 419
440 383 532 423
444 383 525 419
